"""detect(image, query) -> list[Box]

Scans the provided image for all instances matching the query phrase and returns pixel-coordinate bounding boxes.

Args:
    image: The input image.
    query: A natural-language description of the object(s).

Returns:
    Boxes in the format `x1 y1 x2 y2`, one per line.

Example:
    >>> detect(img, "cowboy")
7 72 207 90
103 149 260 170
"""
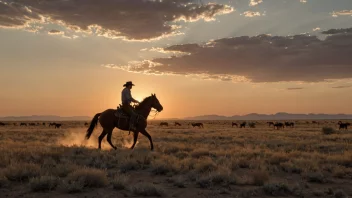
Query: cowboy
121 81 140 130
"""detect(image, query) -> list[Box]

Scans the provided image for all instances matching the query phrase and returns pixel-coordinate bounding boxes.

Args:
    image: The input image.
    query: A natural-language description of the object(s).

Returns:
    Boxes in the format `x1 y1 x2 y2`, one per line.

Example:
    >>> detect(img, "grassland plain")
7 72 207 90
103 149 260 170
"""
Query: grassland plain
0 120 351 198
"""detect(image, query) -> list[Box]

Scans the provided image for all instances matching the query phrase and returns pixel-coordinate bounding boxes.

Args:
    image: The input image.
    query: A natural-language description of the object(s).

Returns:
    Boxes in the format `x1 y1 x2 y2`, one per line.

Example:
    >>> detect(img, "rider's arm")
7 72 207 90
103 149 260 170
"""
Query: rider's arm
127 89 139 103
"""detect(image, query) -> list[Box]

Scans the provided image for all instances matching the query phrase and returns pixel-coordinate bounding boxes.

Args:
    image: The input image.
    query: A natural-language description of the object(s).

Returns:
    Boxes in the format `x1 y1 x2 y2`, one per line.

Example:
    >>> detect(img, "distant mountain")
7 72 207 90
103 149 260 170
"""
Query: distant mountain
184 113 352 120
0 115 91 121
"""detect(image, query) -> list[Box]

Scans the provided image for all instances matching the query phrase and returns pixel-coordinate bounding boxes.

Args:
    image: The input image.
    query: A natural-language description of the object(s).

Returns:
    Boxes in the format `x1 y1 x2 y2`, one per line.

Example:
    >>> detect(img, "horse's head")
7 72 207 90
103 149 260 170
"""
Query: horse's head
151 93 163 112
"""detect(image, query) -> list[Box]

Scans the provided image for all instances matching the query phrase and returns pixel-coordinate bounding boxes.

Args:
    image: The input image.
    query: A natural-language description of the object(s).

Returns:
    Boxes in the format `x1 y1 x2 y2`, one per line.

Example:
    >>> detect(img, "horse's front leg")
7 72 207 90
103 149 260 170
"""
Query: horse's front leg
130 131 139 149
140 129 154 151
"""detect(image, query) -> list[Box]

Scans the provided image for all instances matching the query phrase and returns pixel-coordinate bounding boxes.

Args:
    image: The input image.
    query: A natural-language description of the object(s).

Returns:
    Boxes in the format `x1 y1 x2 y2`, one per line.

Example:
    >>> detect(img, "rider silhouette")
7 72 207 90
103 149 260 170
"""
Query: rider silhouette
121 81 140 130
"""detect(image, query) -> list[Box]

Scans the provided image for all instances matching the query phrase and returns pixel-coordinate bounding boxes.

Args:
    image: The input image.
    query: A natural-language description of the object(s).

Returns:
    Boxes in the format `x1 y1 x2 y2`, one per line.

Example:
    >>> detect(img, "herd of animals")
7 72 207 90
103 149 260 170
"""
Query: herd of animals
0 120 350 130
159 120 351 130
0 122 90 128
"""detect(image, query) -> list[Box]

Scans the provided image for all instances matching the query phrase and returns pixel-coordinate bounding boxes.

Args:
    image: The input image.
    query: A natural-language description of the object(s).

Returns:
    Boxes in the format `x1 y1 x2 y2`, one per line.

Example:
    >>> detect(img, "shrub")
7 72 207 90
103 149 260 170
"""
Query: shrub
334 189 348 198
58 179 84 193
29 176 58 192
119 159 140 173
112 174 129 190
0 176 9 188
4 163 41 182
67 168 108 188
250 170 269 186
306 172 326 183
263 183 291 196
322 127 335 135
130 182 164 197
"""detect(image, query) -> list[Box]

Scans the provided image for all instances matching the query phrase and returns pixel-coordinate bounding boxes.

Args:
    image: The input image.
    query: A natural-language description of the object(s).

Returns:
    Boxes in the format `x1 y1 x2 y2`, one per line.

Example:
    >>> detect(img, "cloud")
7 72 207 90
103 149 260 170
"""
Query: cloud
331 85 352 89
105 28 352 83
249 0 263 6
0 0 233 41
300 0 307 3
242 11 261 17
331 10 352 17
287 87 304 90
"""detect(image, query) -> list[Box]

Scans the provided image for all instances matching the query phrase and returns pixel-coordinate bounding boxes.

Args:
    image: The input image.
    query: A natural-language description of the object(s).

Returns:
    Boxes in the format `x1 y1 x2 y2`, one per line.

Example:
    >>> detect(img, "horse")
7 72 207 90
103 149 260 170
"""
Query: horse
160 122 168 127
267 122 274 127
55 124 62 128
274 122 284 130
86 94 163 150
248 122 256 128
191 122 203 128
338 121 350 130
285 122 294 128
175 122 181 126
232 122 238 128
239 122 246 128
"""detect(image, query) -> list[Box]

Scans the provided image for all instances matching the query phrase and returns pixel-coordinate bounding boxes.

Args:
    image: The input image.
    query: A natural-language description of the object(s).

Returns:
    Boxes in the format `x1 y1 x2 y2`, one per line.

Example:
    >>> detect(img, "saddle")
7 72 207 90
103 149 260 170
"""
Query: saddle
114 105 129 118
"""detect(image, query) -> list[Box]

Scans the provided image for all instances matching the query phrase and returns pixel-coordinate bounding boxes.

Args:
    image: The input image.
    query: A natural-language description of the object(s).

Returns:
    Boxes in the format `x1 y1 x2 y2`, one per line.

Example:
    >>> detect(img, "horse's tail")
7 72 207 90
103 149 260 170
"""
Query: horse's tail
86 113 102 139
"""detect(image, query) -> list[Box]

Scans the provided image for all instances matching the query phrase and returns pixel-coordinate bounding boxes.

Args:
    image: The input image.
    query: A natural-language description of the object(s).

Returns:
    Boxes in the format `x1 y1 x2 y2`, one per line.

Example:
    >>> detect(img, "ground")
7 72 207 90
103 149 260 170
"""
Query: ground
0 120 351 198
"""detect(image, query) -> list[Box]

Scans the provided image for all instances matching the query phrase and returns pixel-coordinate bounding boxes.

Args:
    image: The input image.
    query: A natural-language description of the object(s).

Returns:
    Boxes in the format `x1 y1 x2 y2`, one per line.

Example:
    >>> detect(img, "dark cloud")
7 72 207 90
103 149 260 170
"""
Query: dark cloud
331 85 352 89
48 29 63 35
106 28 352 83
287 87 304 90
0 0 233 40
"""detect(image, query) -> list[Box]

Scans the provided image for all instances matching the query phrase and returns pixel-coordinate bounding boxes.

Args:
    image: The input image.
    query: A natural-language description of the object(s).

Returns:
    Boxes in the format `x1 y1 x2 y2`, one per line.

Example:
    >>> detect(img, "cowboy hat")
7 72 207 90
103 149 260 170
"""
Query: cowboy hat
123 81 135 87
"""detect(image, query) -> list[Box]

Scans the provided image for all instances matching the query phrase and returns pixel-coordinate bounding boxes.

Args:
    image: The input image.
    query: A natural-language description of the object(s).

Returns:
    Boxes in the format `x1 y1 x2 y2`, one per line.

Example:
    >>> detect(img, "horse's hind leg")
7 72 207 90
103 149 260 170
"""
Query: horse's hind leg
130 131 139 150
106 129 117 150
98 129 108 149
140 129 154 151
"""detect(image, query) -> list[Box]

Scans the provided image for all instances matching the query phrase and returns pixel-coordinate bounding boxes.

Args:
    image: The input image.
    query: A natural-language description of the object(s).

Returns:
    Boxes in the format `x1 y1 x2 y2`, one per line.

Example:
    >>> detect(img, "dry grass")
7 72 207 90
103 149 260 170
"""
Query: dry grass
29 176 59 192
0 120 351 197
67 168 109 188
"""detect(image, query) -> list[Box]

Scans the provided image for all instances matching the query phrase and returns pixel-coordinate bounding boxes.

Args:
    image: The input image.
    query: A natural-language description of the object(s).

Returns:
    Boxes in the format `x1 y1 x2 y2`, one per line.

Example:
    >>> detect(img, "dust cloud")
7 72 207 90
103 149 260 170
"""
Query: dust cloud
56 128 138 150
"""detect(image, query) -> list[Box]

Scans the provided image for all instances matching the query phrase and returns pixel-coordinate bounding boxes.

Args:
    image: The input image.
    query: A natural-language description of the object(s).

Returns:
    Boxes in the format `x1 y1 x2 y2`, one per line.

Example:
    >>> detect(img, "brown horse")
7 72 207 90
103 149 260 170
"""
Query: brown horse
232 122 238 128
86 94 163 150
175 122 181 126
160 122 169 127
191 122 203 128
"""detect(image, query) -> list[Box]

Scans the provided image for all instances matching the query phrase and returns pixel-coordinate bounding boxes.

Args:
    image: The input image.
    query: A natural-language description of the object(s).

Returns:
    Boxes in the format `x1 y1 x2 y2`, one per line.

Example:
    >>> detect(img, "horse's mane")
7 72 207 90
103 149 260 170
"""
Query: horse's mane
135 96 153 110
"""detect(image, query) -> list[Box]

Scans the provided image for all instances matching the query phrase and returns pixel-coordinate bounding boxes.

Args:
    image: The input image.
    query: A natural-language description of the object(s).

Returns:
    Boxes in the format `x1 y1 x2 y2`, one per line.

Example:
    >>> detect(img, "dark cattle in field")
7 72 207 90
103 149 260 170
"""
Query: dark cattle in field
54 124 62 128
239 122 246 128
285 122 294 128
274 122 285 130
232 122 238 128
160 122 168 127
248 122 256 128
191 122 203 128
0 122 5 126
43 123 46 126
20 123 27 126
84 122 89 126
175 122 181 126
49 123 56 127
267 122 274 127
338 121 350 130
29 123 36 126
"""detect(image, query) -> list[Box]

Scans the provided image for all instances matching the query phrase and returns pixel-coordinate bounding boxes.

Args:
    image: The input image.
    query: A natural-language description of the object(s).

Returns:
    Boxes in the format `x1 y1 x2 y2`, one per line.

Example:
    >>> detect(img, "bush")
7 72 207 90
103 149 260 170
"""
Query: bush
67 168 108 188
58 179 84 193
112 174 129 190
29 176 58 192
0 176 9 188
250 170 269 186
322 127 335 135
130 182 164 197
4 163 41 182
263 183 291 196
306 172 326 183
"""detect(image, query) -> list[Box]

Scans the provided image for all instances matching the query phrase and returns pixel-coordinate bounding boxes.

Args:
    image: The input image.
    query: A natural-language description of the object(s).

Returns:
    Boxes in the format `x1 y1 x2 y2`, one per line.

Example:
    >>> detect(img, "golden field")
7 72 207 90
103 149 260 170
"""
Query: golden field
0 120 351 198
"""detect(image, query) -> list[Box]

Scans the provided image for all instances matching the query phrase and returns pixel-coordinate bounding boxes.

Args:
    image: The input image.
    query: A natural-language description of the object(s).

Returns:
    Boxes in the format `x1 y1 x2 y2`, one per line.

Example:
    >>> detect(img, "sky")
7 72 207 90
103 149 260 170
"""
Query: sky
1 0 352 118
